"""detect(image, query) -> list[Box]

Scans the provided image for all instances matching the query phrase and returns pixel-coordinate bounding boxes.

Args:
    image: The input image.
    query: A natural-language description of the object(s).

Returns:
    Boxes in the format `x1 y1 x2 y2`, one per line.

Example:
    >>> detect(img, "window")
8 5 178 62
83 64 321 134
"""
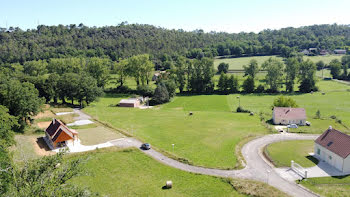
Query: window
327 142 333 147
329 155 332 160
317 148 320 155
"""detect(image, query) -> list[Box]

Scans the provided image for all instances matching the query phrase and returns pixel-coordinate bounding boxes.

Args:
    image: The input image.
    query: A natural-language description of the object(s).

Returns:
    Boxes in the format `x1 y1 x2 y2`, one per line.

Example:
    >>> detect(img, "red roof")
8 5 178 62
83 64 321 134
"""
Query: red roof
45 118 77 143
273 107 306 120
315 128 350 159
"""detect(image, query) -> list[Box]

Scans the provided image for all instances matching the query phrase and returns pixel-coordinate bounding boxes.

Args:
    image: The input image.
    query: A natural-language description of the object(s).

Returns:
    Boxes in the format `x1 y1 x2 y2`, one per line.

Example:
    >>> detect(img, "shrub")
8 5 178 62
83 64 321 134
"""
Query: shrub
218 62 229 73
137 85 154 97
273 96 298 108
255 84 265 93
236 106 250 113
152 82 169 104
242 76 255 93
315 110 321 119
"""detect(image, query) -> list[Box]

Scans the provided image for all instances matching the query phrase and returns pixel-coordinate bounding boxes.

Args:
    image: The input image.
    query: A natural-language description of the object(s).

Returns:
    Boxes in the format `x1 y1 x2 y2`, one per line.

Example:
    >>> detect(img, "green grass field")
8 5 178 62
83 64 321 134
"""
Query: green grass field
70 148 288 197
265 140 318 168
214 55 343 70
227 80 350 134
84 94 268 169
76 126 124 145
84 80 350 169
214 55 280 70
300 176 350 197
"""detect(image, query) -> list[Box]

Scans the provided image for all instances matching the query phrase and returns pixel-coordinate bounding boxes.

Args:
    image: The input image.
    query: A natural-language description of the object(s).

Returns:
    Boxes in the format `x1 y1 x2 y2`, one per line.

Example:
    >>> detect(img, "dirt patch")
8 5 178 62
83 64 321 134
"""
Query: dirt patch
32 137 55 156
37 121 51 129
34 110 55 119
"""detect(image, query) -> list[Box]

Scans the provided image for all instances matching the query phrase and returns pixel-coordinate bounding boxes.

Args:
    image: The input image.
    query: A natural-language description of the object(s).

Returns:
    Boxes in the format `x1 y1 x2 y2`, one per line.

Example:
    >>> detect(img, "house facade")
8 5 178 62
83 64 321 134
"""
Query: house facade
272 107 306 125
314 127 350 173
45 118 78 149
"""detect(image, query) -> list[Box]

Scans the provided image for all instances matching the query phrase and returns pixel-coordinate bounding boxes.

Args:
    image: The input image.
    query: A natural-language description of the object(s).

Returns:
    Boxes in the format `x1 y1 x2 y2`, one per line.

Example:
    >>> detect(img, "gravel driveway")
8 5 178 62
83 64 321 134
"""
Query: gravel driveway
108 133 319 197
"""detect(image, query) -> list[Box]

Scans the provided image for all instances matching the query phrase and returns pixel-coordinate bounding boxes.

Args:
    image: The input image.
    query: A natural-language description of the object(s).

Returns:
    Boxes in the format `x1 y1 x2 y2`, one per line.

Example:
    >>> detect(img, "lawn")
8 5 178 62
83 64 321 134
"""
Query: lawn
70 147 288 197
76 125 124 145
300 176 350 197
10 135 41 162
83 80 350 168
264 140 318 168
226 80 350 134
84 94 268 169
214 55 343 70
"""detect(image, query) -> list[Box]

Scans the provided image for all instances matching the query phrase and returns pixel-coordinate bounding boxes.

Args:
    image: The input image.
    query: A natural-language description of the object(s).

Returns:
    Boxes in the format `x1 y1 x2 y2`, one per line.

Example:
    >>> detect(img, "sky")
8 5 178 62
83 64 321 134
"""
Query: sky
1 0 350 33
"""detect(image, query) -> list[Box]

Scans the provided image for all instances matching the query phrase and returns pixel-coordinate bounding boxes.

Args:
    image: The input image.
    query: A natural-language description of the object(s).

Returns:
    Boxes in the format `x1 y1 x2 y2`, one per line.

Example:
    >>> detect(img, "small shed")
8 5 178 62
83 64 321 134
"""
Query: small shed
45 118 78 149
272 107 306 125
119 98 141 108
314 127 350 172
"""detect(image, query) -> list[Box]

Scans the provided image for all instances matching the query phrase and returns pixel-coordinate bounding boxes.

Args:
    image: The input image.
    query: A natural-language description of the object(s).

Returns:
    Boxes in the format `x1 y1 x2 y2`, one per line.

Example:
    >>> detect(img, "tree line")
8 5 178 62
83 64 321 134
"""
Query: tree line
1 23 350 65
328 55 350 80
217 57 317 94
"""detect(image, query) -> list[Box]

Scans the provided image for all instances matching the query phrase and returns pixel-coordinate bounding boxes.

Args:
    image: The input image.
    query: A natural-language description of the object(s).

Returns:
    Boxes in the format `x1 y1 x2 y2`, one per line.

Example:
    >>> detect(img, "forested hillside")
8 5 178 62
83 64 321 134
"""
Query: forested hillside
0 23 350 64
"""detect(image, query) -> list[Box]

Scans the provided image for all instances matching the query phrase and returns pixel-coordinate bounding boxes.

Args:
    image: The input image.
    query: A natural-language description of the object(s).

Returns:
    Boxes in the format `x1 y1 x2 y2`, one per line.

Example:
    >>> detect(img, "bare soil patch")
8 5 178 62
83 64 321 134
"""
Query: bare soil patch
34 110 55 119
37 121 51 129
33 137 55 156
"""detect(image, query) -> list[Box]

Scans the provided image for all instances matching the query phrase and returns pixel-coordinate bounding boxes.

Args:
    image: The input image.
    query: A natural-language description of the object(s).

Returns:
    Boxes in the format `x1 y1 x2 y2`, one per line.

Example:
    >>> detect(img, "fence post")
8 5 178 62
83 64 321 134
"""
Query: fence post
291 160 294 168
305 170 308 179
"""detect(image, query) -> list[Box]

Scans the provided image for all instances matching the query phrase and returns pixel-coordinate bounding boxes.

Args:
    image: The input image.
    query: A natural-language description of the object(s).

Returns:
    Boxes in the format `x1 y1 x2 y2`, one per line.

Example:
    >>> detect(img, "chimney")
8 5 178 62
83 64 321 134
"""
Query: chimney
52 118 55 124
329 125 332 130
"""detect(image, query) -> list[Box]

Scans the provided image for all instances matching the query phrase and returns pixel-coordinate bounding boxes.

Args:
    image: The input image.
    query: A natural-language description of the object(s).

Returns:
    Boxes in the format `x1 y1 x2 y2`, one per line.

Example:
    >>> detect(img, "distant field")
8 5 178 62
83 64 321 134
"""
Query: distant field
301 176 350 197
265 140 318 168
214 55 280 70
303 55 343 65
70 148 288 197
214 55 344 70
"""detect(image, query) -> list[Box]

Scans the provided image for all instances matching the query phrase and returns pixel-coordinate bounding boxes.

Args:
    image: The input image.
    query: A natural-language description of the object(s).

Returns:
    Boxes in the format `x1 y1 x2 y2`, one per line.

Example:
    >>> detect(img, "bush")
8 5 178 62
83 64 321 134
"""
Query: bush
242 77 255 93
162 79 176 97
255 84 265 93
273 96 298 108
236 106 250 113
315 110 321 119
137 85 154 97
218 62 229 73
152 82 169 104
109 85 133 94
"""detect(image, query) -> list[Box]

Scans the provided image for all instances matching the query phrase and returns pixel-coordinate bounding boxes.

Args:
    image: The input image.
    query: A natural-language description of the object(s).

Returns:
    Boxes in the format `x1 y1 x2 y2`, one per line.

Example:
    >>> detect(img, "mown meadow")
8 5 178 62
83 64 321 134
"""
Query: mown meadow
70 147 288 197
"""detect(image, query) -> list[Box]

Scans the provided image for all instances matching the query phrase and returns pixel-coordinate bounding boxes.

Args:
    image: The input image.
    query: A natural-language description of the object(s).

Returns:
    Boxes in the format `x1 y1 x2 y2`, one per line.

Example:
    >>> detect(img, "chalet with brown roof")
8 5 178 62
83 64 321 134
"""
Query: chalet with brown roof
272 107 306 125
314 127 350 172
45 118 78 149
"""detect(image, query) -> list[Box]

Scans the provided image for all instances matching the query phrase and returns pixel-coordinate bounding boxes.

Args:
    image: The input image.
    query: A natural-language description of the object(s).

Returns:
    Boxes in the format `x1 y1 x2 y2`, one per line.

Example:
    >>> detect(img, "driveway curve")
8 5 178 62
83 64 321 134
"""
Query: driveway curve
78 109 319 196
109 133 319 197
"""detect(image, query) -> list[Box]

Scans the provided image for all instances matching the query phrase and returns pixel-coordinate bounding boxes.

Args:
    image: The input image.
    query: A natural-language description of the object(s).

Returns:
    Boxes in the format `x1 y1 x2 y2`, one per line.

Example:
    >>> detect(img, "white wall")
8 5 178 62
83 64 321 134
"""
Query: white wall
315 143 344 172
343 155 350 173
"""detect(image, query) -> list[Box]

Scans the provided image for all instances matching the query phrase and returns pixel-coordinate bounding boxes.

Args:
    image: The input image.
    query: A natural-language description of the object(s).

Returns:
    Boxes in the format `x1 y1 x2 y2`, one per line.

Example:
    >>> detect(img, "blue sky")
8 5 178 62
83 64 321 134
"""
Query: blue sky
1 0 349 33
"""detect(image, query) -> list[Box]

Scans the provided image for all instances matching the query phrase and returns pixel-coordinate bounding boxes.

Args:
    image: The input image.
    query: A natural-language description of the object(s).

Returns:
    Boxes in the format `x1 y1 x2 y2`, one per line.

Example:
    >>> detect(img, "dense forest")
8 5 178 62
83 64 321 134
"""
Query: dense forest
1 23 350 65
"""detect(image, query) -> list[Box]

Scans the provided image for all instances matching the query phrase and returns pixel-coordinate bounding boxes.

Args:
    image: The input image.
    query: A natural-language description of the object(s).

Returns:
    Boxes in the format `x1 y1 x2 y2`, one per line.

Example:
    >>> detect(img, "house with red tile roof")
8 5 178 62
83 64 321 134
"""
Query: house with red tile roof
314 127 350 172
272 107 306 125
45 118 78 149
